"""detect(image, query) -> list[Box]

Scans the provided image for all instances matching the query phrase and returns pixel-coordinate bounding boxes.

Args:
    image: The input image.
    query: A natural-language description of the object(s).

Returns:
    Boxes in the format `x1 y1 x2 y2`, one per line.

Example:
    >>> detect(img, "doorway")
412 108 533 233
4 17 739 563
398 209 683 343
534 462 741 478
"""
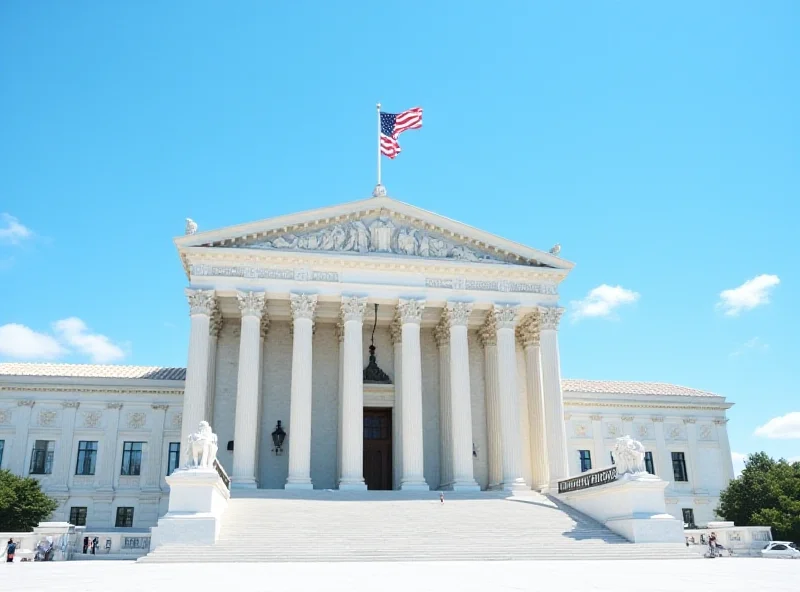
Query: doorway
363 408 392 490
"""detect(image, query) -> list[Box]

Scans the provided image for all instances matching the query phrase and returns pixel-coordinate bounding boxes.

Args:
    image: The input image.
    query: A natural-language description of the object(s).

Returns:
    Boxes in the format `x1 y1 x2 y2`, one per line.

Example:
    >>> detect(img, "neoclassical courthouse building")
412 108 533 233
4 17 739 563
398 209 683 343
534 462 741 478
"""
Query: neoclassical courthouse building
0 196 734 531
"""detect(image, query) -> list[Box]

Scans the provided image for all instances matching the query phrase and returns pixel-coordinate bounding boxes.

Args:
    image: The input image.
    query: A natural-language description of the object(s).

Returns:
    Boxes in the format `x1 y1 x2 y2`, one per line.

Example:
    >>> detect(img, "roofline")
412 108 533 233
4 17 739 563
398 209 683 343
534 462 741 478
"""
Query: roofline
174 195 575 271
0 374 185 391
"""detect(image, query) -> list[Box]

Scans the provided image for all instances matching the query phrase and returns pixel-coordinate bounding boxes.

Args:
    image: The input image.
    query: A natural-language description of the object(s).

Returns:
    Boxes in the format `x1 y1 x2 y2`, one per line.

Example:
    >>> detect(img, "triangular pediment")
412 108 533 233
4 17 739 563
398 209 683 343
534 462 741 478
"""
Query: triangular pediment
176 196 573 270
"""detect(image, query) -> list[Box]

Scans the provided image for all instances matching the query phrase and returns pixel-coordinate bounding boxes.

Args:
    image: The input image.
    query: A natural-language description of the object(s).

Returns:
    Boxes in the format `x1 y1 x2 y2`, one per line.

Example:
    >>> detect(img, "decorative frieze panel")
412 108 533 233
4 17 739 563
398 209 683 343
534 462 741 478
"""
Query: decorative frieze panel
666 423 686 441
171 412 183 430
127 412 147 429
0 408 10 424
82 411 103 429
572 422 591 438
425 277 557 295
38 409 58 427
604 422 622 439
698 424 716 440
635 423 652 440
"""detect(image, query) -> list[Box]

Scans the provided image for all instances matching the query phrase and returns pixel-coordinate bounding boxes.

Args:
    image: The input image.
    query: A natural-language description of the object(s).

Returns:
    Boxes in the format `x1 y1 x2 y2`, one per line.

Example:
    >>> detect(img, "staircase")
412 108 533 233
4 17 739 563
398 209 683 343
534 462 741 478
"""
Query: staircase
140 489 694 562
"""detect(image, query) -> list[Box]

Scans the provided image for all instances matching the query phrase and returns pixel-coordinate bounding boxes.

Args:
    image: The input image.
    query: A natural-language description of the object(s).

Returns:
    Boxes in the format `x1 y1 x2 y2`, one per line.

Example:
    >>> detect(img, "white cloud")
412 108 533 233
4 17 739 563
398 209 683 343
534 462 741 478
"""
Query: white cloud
570 284 640 321
717 274 780 316
52 317 125 363
730 337 769 358
731 452 747 476
754 412 800 440
0 323 66 359
0 213 33 245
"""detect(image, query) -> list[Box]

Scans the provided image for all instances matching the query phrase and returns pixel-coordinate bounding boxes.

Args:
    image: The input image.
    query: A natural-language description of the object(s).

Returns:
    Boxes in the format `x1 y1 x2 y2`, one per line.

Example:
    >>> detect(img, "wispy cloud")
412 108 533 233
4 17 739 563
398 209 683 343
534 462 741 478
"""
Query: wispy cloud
731 452 747 476
754 412 800 440
730 337 769 358
570 284 640 321
0 318 127 363
0 323 65 359
717 274 780 316
0 213 33 245
52 317 126 363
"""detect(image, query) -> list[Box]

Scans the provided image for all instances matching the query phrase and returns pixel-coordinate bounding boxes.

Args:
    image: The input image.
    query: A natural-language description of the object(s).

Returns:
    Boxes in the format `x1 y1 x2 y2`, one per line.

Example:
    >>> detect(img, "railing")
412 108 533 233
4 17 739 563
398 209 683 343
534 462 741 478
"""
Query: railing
214 458 231 490
557 466 617 494
122 536 151 550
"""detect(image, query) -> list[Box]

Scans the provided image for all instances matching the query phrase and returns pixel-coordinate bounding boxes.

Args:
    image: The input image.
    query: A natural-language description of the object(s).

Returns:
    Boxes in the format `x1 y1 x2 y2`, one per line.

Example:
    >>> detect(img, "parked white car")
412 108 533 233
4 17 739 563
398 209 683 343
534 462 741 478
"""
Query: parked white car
761 542 800 558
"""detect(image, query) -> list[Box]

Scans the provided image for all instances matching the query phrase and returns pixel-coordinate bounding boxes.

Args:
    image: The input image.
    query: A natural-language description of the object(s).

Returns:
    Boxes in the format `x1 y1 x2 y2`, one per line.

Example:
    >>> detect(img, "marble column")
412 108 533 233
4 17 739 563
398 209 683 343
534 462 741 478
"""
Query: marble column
144 405 169 490
397 298 429 491
478 317 502 490
433 317 453 489
652 416 672 482
518 314 549 490
715 418 735 486
181 289 216 447
205 309 221 425
96 403 123 490
51 401 79 492
10 400 35 476
447 302 480 492
231 291 267 488
493 305 526 490
539 306 570 490
286 293 317 490
336 321 344 485
390 319 403 490
339 296 368 490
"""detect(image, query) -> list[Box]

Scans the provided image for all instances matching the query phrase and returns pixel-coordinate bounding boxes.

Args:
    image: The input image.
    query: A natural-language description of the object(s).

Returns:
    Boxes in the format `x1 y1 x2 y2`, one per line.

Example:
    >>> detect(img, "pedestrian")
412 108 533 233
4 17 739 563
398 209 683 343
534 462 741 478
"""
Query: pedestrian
440 492 444 504
83 536 89 554
6 538 16 563
92 536 99 555
708 532 718 558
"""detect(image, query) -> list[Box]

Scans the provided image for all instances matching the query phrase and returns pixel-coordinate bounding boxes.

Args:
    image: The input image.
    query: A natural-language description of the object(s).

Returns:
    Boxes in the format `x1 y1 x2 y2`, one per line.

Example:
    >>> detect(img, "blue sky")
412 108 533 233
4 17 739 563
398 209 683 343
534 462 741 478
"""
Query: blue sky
1 2 798 468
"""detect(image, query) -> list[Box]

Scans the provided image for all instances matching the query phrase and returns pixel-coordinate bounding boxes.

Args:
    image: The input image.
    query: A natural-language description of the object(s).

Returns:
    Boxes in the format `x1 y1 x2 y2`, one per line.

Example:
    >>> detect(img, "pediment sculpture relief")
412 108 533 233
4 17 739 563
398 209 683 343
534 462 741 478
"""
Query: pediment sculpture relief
234 215 515 264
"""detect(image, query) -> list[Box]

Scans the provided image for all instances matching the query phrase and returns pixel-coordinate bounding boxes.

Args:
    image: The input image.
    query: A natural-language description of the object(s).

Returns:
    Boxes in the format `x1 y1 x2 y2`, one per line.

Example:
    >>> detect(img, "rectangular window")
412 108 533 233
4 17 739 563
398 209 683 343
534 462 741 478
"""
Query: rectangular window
115 506 134 528
69 506 87 526
682 508 695 528
75 441 98 475
0 439 4 468
672 452 689 482
167 442 180 476
644 451 655 475
29 440 55 474
121 442 144 476
578 450 592 472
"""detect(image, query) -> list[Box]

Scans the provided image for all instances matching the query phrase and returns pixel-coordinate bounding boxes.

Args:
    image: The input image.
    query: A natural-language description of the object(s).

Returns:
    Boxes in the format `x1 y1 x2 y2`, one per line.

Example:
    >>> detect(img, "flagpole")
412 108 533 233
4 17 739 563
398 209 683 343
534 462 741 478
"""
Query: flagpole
373 103 386 197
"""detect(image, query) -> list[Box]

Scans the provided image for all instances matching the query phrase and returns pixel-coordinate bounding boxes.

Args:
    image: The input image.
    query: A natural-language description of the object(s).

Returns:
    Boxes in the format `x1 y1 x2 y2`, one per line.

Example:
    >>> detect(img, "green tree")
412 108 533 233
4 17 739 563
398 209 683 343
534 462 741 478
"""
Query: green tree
0 470 59 532
717 452 800 543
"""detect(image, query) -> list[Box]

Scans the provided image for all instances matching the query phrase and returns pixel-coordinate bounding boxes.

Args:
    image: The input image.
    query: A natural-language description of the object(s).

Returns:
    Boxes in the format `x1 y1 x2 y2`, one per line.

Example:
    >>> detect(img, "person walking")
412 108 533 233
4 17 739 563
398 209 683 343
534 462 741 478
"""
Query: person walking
439 492 445 504
5 538 16 563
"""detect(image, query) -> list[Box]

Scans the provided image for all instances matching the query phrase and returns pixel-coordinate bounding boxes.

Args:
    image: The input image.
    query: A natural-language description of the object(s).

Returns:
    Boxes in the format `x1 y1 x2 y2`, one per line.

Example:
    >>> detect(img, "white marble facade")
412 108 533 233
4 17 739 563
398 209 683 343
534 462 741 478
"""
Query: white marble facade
0 195 735 529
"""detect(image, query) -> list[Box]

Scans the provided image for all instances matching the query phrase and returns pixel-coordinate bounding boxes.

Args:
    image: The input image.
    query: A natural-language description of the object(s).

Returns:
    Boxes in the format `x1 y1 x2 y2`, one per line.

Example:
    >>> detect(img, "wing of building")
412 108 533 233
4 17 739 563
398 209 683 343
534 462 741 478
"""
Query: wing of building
0 195 734 532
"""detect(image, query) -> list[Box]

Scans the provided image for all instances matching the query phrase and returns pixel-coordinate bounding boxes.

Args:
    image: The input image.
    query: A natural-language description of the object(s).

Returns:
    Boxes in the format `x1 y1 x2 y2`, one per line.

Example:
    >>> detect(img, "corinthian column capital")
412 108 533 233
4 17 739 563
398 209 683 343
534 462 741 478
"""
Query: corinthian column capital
237 291 267 318
340 296 367 323
185 289 217 316
478 311 497 347
492 304 518 330
516 313 540 347
290 293 318 321
446 302 473 327
397 298 425 325
538 306 565 331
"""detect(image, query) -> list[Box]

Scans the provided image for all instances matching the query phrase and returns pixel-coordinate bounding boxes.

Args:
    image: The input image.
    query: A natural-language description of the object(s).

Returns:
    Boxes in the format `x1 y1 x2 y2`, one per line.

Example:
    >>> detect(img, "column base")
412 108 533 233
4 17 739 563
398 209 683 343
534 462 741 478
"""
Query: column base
400 479 430 491
285 479 314 490
487 482 503 491
451 480 481 492
501 478 529 491
338 479 368 491
230 477 258 489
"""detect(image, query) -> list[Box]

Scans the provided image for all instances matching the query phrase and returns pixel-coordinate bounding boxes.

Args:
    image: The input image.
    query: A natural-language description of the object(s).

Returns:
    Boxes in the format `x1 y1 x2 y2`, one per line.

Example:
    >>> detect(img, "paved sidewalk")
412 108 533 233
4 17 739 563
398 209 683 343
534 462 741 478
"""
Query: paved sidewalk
1 558 797 591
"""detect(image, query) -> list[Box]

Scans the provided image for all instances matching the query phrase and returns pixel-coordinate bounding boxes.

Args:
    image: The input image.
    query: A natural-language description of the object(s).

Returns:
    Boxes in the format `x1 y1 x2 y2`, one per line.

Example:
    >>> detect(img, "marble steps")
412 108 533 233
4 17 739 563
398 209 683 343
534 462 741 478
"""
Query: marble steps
140 490 697 563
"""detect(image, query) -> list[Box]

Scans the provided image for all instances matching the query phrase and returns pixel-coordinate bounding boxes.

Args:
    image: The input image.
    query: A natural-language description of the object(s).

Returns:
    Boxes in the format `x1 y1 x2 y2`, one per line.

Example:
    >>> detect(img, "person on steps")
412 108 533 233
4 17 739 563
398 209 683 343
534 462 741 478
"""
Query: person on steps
5 539 16 563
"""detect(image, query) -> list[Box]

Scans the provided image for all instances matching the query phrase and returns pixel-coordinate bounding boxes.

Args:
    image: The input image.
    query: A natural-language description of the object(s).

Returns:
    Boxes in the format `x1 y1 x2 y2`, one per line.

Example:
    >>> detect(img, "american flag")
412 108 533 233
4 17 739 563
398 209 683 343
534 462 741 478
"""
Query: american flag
380 107 423 159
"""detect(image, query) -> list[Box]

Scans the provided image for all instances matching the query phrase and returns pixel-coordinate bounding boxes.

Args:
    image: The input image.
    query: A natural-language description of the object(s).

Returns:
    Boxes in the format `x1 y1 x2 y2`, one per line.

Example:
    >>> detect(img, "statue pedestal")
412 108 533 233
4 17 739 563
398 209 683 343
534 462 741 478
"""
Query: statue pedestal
558 473 684 543
149 467 230 550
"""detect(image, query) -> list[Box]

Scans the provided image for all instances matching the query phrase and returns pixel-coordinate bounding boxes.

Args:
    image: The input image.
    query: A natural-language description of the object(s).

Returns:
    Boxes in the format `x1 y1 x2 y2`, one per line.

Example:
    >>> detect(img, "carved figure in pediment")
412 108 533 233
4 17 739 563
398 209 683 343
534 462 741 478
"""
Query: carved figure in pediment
298 232 321 250
271 235 298 249
369 216 394 252
397 228 419 256
451 245 480 262
341 220 369 253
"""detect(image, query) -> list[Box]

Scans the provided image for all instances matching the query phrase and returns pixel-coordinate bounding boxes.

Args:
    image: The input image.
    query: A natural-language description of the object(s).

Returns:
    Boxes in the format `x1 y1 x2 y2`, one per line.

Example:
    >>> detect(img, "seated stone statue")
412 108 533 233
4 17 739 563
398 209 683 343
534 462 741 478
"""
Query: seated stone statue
185 421 219 469
613 435 647 477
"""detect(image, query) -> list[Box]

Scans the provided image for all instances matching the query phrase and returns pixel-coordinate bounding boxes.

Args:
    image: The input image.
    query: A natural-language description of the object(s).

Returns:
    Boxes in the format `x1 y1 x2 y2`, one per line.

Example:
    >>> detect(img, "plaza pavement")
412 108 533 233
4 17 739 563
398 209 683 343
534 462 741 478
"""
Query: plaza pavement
1 559 798 591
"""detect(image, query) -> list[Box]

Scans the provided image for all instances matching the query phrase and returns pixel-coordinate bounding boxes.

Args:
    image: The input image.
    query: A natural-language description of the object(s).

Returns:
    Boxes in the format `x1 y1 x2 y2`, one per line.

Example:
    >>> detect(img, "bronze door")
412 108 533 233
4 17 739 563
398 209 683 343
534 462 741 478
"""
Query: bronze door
363 408 392 490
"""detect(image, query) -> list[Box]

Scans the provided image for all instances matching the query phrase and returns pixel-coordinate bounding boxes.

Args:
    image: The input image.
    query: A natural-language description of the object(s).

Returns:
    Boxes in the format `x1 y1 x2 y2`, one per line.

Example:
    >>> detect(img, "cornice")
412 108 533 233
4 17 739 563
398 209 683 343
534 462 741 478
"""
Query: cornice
564 400 729 412
0 386 184 396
